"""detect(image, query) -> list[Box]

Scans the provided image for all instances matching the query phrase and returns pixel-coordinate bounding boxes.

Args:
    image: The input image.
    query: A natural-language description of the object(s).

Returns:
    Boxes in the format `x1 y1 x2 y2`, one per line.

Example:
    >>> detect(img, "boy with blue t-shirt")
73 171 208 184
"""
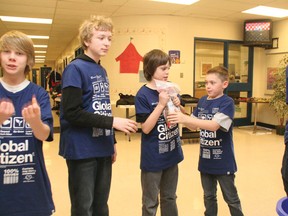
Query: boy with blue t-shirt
168 66 244 216
59 15 138 216
0 31 55 216
281 65 288 196
135 49 184 216
282 123 288 196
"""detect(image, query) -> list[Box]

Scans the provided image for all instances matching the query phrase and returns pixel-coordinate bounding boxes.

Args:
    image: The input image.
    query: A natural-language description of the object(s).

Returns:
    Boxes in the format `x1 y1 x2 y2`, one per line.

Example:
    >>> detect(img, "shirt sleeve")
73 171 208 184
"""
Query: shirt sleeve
38 88 54 142
135 93 151 123
212 112 232 132
62 86 114 128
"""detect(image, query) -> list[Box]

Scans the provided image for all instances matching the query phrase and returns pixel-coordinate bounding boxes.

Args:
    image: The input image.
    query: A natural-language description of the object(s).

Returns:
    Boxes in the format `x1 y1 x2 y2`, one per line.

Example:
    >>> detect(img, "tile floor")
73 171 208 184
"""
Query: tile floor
46 111 286 215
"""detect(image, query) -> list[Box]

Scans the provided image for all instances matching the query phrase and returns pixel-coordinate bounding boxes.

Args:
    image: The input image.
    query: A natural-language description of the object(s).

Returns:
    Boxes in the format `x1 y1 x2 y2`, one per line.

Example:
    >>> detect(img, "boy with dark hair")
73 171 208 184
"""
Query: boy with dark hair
135 49 184 216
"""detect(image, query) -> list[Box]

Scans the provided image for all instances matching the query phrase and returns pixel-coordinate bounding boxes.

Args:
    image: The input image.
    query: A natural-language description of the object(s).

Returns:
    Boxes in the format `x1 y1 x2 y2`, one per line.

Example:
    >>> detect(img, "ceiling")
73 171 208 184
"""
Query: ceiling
0 0 287 65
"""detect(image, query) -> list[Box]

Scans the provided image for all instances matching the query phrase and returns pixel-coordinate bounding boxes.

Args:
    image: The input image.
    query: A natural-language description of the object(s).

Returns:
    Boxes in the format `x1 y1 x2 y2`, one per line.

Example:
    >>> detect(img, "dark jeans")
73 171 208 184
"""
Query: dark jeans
66 157 112 216
141 165 179 216
200 173 244 216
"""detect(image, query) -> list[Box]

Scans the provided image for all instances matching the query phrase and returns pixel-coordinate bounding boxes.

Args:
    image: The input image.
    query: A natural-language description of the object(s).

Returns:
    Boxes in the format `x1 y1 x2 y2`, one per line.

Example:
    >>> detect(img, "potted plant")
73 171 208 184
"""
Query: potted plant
269 55 288 135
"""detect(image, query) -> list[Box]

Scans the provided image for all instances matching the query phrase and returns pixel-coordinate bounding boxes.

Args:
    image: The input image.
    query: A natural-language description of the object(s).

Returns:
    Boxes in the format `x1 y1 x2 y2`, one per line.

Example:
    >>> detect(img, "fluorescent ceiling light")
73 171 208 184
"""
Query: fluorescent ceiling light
150 0 199 5
0 16 52 24
34 45 48 48
242 6 288 18
28 35 49 39
35 51 47 53
35 55 46 58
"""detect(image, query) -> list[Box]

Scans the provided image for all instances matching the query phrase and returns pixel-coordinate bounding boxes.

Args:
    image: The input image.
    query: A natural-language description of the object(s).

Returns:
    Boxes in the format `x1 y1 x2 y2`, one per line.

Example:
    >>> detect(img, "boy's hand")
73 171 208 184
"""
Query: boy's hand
113 117 138 134
167 111 186 124
171 96 181 107
22 95 41 126
158 91 170 108
112 145 117 164
22 96 50 141
0 99 15 125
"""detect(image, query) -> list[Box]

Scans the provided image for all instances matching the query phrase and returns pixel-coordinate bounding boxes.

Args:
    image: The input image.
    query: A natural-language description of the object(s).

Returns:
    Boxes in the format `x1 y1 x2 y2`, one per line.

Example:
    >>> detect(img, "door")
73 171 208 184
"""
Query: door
194 38 253 126
40 66 52 90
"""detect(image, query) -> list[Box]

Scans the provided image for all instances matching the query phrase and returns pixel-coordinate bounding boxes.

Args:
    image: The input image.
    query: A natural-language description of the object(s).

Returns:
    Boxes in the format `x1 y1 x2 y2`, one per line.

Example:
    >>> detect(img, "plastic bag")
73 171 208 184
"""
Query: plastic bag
155 79 180 127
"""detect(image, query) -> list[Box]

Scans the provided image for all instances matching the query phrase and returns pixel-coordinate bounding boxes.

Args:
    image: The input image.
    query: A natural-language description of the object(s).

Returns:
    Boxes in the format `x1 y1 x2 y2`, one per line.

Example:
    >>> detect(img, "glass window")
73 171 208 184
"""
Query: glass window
228 91 248 119
194 40 224 98
228 43 249 83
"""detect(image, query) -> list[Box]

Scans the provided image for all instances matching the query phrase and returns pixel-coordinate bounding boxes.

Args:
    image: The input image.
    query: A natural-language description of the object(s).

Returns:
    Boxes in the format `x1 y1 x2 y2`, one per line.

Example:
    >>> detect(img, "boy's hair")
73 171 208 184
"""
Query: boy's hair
207 65 229 82
79 15 113 50
0 30 35 74
143 49 171 81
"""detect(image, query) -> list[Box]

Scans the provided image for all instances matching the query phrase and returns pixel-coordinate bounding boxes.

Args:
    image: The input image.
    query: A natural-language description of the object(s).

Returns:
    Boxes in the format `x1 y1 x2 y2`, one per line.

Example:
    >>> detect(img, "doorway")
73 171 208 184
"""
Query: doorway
194 38 254 126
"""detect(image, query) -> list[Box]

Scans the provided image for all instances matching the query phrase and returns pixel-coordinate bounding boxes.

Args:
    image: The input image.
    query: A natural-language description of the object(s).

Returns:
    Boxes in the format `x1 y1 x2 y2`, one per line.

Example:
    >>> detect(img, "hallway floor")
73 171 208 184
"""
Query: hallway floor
45 120 285 216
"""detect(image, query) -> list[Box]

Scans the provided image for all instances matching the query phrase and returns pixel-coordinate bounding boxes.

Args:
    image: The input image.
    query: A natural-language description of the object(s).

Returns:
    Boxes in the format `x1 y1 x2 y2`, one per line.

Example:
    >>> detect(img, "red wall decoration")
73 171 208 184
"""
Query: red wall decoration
115 42 143 73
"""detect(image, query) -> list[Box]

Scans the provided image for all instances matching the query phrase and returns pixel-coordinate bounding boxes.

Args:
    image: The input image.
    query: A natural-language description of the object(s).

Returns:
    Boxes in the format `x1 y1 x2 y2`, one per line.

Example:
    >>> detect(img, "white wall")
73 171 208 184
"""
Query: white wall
56 15 288 126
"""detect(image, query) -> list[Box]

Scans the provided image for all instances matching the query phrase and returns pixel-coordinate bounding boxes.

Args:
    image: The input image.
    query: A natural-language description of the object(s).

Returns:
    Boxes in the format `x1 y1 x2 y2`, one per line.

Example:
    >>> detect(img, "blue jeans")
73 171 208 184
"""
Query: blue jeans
141 165 179 216
66 157 112 216
200 173 244 216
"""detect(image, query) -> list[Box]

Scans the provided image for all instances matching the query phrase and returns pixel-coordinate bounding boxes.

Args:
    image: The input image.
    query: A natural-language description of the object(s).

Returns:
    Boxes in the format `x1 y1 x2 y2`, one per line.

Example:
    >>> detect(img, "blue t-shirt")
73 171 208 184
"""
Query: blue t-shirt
0 82 55 216
135 85 184 172
285 122 288 144
194 94 237 175
59 58 114 159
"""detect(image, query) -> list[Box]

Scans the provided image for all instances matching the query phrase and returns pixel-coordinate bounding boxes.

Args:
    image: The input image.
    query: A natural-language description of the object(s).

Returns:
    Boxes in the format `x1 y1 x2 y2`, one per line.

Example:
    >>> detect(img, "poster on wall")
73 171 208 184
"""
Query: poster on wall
201 62 213 77
266 67 277 94
169 50 180 64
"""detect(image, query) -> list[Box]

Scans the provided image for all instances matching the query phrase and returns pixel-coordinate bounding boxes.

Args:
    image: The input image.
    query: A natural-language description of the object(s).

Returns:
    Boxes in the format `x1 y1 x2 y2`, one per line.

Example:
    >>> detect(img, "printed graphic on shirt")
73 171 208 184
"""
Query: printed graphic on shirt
157 117 180 154
202 148 211 159
198 111 223 160
90 75 113 137
1 118 12 128
0 117 36 184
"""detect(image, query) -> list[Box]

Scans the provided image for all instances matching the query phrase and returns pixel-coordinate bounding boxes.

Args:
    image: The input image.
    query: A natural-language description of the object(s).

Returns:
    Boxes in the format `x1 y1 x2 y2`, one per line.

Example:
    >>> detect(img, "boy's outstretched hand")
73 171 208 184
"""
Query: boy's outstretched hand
113 117 138 134
167 111 187 125
0 99 15 125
